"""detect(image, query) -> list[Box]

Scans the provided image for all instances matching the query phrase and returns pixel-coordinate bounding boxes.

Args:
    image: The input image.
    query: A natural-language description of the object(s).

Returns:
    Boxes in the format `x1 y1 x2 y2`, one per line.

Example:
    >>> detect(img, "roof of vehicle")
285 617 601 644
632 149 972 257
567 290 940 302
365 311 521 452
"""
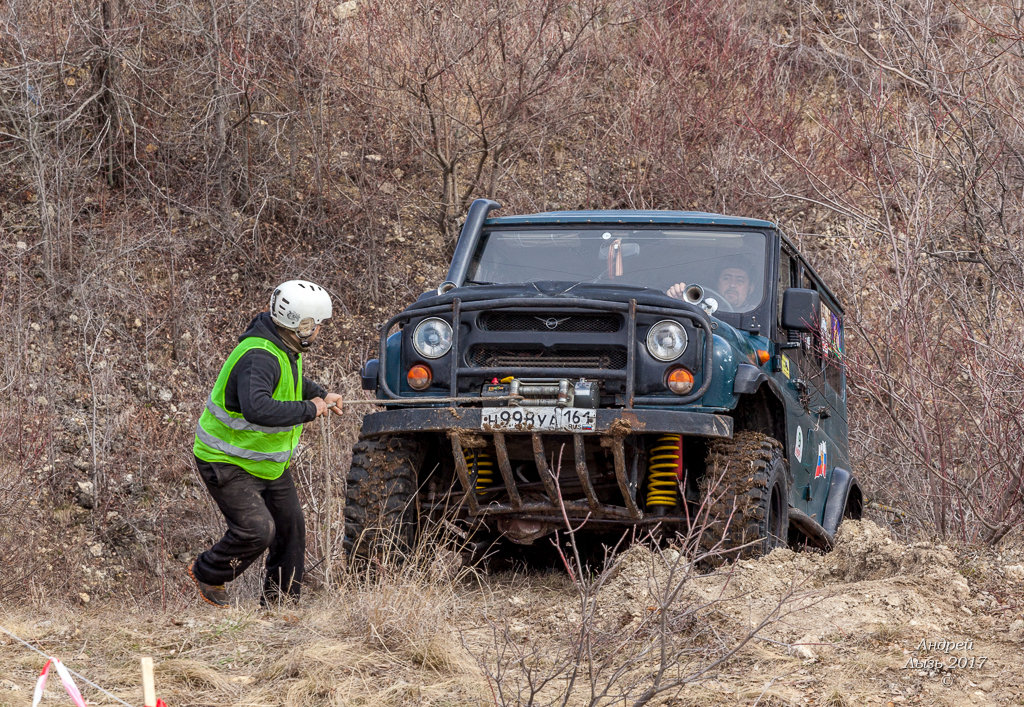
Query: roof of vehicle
484 210 776 229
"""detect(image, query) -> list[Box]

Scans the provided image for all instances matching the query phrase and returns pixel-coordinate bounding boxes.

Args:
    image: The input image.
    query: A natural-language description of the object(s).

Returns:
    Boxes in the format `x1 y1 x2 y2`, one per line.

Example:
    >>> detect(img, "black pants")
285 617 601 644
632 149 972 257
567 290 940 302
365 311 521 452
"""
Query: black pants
192 456 305 598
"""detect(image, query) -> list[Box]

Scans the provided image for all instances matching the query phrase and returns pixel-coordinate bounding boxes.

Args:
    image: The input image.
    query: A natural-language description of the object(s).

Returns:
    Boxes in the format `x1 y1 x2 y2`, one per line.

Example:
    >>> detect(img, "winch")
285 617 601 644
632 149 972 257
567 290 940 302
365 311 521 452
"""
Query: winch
481 378 599 408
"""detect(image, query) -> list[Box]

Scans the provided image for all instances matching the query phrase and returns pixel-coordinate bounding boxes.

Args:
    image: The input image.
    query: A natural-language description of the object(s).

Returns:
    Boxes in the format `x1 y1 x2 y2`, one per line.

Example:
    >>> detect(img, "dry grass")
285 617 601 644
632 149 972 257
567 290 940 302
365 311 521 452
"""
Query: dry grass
4 523 1024 706
0 561 488 706
0 524 489 704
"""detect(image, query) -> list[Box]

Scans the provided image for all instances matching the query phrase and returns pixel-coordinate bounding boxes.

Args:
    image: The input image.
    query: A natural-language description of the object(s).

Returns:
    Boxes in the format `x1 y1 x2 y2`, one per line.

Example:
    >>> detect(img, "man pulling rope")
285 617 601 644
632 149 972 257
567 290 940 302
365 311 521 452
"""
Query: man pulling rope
190 280 343 608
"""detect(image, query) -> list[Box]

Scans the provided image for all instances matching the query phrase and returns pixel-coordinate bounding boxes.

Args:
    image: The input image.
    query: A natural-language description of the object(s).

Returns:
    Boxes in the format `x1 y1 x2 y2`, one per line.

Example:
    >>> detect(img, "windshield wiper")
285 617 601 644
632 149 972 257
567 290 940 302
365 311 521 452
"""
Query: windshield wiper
463 278 495 285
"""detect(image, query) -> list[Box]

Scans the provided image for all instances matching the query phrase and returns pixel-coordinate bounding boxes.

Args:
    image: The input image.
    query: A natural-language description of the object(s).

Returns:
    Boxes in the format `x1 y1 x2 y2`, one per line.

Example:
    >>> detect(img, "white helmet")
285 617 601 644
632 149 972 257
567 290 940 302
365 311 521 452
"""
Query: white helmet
270 280 332 338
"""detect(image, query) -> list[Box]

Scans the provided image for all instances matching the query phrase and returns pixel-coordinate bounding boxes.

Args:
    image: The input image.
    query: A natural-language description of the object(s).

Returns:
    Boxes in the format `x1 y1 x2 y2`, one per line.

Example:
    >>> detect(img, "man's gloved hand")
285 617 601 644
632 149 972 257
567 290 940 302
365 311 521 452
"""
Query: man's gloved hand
324 392 344 416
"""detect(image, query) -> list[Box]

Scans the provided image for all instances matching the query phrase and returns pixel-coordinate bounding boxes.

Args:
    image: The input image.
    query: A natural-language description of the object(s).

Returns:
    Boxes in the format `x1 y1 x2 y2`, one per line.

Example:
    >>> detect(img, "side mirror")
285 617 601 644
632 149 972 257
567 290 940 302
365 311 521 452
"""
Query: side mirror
781 288 820 332
360 359 380 391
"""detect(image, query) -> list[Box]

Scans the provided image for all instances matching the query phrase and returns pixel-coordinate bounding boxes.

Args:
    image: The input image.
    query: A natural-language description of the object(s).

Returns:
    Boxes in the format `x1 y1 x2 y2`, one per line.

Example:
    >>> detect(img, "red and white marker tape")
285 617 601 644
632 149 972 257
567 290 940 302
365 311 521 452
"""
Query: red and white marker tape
32 658 87 707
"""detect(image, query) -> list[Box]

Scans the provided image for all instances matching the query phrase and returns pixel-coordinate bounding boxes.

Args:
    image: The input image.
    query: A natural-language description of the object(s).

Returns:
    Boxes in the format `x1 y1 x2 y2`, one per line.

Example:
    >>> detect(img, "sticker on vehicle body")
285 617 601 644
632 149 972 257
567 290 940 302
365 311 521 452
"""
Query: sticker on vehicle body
830 312 843 358
794 425 804 462
820 303 844 360
821 304 832 356
780 354 792 379
815 441 828 478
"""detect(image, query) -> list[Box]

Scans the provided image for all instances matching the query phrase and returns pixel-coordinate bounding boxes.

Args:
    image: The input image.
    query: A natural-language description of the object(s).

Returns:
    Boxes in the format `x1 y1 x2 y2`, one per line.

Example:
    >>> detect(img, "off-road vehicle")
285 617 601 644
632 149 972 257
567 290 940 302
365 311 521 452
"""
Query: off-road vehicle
345 199 862 559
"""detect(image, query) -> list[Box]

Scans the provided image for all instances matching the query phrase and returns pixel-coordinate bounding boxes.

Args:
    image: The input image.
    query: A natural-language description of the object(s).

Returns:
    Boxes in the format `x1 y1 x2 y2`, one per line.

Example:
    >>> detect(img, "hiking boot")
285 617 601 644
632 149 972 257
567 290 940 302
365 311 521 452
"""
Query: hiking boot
189 562 229 608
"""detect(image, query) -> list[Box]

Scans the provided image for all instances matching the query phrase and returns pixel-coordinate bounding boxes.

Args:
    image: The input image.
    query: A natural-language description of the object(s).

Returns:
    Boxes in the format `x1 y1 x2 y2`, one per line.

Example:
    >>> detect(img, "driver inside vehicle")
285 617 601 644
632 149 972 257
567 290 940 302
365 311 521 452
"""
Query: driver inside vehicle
667 262 754 310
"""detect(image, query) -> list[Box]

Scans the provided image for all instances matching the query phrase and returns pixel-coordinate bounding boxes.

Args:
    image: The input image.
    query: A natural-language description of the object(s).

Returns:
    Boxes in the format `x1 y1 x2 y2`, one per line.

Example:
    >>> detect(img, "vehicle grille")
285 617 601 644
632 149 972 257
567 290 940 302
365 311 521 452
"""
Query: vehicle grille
468 346 627 369
478 312 620 333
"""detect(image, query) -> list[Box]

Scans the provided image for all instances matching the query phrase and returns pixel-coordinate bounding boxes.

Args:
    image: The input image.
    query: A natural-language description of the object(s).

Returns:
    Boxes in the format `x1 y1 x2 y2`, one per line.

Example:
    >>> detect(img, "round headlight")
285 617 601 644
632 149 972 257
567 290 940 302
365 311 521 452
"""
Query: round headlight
646 320 688 362
412 317 453 359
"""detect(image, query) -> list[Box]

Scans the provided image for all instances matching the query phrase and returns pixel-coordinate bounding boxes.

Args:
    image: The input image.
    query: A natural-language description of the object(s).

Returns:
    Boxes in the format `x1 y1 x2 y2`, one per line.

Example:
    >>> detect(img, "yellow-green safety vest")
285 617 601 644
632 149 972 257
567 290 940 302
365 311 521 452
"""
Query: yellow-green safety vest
193 337 304 479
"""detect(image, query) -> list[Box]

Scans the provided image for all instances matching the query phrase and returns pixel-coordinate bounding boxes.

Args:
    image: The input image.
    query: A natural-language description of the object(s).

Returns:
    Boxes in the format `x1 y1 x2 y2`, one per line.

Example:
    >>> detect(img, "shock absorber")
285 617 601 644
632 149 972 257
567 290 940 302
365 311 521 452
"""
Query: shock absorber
464 447 497 496
646 434 683 510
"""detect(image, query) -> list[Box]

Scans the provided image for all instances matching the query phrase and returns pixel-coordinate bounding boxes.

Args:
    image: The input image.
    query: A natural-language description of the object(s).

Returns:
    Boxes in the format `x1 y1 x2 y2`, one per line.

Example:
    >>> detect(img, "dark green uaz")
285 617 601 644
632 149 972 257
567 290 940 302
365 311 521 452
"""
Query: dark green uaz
346 199 863 559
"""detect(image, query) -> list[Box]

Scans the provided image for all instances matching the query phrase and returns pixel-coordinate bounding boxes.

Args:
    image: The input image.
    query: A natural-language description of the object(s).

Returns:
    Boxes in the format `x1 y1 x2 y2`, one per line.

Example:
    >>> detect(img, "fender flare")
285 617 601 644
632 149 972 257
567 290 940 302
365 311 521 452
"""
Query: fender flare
733 363 786 398
732 363 788 448
821 466 863 536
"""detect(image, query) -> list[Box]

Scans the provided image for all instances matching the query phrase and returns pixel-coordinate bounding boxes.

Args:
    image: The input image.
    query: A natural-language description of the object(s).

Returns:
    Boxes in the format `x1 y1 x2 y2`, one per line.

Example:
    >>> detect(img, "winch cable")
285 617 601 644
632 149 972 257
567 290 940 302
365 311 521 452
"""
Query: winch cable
324 395 523 407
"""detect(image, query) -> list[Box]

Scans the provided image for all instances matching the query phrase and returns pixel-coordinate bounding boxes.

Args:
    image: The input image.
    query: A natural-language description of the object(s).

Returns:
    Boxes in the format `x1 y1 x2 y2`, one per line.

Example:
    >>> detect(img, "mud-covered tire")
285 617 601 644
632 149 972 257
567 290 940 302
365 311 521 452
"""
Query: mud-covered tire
699 431 789 563
344 434 424 559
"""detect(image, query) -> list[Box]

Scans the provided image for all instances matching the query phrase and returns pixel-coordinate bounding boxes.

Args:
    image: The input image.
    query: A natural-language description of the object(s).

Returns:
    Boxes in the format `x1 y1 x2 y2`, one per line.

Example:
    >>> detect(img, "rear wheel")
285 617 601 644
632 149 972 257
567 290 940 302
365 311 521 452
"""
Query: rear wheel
700 431 790 563
344 434 423 560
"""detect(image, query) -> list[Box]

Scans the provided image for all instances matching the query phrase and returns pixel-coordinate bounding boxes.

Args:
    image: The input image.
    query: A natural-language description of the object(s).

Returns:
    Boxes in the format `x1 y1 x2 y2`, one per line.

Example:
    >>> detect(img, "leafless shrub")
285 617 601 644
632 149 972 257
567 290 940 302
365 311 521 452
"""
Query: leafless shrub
347 0 628 236
5 0 1023 608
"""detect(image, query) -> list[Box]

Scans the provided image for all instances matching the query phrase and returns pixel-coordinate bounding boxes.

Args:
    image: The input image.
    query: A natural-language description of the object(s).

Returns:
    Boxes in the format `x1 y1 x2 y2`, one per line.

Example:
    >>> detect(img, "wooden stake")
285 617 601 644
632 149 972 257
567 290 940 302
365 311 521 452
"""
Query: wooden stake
141 657 156 707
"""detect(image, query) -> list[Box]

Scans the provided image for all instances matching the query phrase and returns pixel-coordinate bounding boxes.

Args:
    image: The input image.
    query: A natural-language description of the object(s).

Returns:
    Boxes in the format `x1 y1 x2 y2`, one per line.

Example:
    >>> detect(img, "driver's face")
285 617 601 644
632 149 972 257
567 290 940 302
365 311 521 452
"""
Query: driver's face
717 267 752 308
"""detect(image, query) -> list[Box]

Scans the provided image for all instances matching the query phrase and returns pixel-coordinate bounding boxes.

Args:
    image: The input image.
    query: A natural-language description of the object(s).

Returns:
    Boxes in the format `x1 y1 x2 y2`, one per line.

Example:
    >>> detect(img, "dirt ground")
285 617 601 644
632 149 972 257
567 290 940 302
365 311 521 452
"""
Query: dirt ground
3 519 1024 706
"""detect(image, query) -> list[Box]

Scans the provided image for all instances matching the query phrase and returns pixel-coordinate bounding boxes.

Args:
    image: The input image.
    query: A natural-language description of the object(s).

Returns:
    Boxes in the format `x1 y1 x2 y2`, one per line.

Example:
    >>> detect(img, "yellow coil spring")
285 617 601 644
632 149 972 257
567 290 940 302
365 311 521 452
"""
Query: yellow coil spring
646 434 683 508
464 448 496 496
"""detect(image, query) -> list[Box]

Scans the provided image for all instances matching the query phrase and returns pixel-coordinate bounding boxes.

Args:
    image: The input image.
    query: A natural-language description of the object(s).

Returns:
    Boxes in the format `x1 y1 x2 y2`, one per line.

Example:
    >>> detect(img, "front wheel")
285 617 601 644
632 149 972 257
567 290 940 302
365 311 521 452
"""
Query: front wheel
343 434 423 560
699 431 790 563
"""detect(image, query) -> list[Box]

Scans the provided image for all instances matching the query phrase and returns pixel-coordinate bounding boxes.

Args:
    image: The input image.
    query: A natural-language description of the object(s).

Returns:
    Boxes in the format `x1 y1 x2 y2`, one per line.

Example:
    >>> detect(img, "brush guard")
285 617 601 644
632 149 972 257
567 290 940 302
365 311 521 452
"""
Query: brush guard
375 296 715 406
369 293 729 524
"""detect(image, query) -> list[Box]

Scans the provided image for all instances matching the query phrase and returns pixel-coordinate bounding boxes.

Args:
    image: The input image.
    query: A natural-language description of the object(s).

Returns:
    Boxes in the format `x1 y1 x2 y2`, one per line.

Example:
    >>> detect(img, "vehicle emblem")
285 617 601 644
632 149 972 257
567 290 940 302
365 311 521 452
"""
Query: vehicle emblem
536 316 570 330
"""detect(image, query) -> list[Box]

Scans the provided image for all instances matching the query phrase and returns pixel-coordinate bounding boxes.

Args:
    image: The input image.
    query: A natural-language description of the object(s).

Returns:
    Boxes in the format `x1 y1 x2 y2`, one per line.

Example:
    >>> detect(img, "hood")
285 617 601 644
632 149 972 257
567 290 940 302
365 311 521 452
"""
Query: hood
408 281 708 313
240 311 293 354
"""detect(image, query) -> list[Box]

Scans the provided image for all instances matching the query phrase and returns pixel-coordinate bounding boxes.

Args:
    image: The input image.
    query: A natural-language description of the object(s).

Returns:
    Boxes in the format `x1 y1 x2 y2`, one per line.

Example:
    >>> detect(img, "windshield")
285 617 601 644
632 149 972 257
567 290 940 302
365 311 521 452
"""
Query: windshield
466 227 769 312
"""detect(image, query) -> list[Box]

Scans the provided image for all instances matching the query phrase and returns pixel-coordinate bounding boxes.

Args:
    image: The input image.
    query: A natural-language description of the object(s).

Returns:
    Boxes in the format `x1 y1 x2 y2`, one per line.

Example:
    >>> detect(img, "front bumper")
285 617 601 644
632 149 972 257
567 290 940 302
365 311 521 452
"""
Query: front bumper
359 406 733 438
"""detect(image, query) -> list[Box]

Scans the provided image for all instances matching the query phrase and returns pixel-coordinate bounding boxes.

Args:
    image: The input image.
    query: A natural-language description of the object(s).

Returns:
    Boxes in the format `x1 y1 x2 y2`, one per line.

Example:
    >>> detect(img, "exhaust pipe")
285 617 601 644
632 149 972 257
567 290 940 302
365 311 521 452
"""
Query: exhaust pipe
440 198 502 294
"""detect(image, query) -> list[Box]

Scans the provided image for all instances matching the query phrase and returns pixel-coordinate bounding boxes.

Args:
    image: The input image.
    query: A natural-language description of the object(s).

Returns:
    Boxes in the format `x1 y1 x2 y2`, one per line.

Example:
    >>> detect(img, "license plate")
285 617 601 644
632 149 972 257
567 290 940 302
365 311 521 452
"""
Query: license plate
481 406 596 432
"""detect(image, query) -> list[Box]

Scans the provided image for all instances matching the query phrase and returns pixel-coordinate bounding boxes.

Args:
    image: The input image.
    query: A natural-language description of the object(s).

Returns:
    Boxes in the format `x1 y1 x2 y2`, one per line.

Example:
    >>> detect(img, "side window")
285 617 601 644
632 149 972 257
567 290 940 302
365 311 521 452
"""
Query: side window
800 268 823 369
822 303 845 394
776 252 793 331
792 263 846 397
803 264 845 396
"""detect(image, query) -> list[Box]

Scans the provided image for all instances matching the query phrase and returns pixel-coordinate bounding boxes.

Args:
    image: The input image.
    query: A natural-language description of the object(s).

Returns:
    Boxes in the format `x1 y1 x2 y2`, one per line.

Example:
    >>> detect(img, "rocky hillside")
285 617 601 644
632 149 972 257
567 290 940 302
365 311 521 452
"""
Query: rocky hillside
4 0 1024 702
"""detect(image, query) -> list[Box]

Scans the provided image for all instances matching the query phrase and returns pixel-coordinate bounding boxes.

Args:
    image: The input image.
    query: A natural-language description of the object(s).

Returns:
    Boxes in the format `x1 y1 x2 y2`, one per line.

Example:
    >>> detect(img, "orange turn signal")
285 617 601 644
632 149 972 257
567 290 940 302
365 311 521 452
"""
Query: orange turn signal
666 367 695 395
757 349 770 365
407 364 432 391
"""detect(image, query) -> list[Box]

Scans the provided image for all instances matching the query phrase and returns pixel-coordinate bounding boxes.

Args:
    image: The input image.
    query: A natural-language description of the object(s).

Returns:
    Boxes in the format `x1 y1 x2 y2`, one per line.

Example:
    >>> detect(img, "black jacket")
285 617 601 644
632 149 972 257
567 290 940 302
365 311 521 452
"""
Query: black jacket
221 312 326 426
